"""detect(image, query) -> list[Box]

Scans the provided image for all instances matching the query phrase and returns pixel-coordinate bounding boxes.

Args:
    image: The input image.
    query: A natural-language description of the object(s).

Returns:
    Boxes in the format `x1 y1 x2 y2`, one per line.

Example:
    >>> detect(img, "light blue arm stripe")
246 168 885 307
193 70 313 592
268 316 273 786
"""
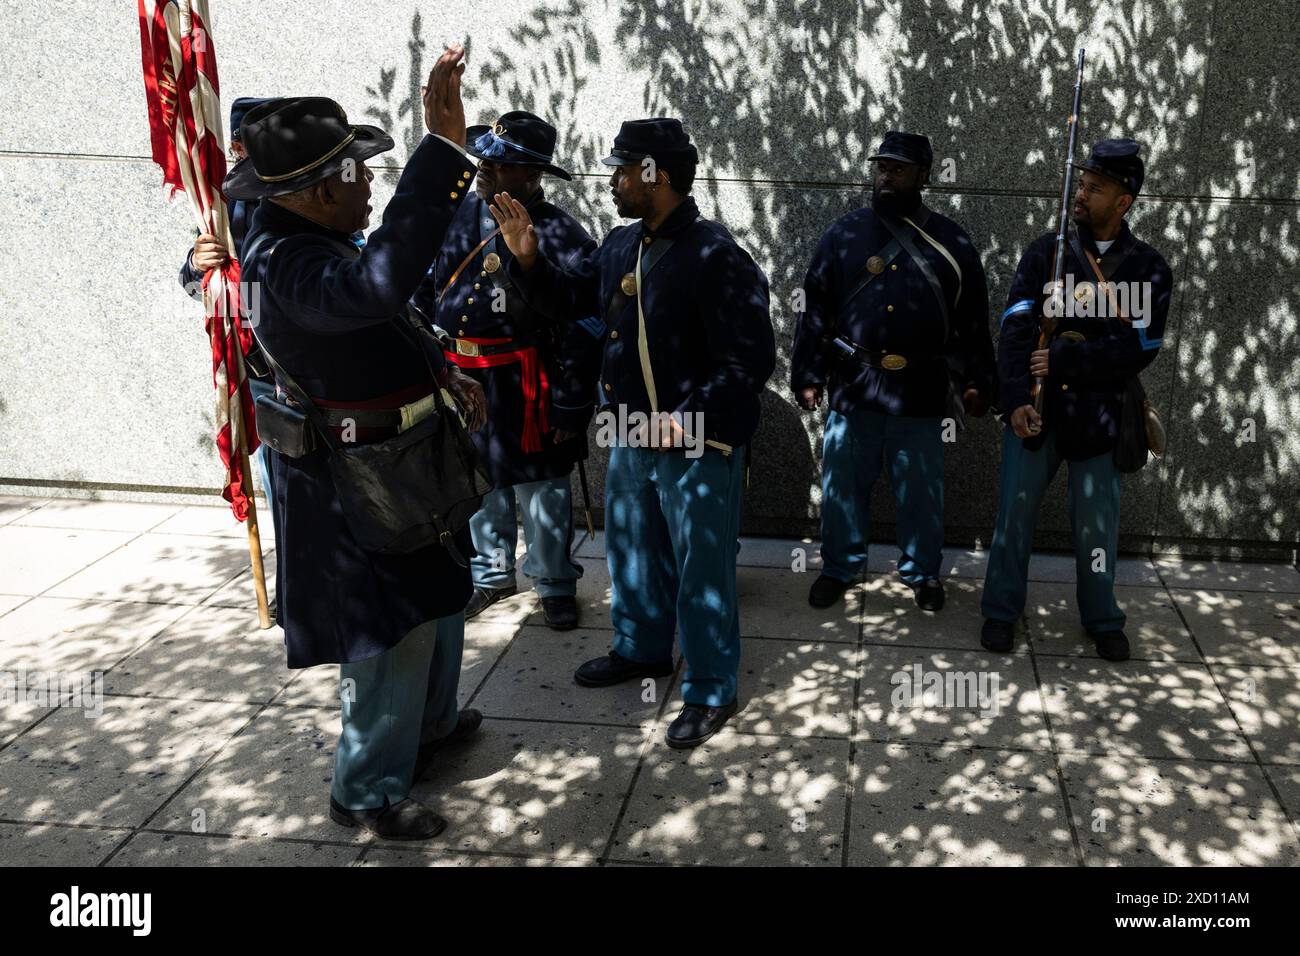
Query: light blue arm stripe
1000 299 1035 328
1136 323 1163 351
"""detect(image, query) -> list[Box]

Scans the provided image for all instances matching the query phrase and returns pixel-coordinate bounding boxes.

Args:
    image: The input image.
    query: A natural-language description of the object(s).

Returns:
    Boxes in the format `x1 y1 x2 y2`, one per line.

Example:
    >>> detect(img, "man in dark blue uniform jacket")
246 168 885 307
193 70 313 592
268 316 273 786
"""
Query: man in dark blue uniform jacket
981 138 1173 662
791 131 994 613
491 118 776 748
412 111 601 631
227 48 491 841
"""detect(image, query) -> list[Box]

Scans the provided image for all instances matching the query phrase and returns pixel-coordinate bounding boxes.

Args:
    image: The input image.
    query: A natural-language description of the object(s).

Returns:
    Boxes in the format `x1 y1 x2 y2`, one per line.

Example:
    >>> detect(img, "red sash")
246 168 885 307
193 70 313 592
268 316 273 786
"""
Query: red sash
445 337 550 453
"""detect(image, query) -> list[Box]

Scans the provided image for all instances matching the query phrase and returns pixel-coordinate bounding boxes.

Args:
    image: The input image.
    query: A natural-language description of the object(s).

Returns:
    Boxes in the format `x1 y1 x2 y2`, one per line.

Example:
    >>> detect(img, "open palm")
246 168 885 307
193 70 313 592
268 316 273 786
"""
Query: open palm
487 191 538 268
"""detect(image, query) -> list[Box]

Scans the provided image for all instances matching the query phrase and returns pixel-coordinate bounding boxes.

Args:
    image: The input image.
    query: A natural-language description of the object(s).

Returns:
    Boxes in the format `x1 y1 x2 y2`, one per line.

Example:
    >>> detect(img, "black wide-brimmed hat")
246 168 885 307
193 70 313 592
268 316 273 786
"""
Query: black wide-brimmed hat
466 111 572 180
223 96 394 200
600 118 697 168
868 130 933 167
1073 137 1145 196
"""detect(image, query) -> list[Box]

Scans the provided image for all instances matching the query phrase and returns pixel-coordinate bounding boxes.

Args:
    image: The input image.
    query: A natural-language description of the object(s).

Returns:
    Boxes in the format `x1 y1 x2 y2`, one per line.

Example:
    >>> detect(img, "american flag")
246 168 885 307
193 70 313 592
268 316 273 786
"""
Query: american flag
138 0 258 520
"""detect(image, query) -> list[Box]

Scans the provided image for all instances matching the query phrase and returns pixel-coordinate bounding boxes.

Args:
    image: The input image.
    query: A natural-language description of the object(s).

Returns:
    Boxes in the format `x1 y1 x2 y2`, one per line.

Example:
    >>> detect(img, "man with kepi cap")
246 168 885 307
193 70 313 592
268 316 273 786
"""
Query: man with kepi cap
980 137 1173 662
412 110 602 631
228 46 491 840
490 118 776 748
791 130 994 613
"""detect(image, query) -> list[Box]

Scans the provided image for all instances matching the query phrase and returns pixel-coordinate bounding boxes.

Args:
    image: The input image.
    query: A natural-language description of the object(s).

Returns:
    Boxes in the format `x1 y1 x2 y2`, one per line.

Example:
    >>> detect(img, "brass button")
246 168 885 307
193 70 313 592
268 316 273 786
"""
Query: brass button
643 236 652 245
456 180 466 188
887 304 895 313
610 330 620 340
890 263 898 271
603 383 612 392
463 170 472 178
473 283 481 290
458 329 465 336
467 297 475 305
1061 384 1069 391
450 191 459 199
480 270 487 277
460 315 468 322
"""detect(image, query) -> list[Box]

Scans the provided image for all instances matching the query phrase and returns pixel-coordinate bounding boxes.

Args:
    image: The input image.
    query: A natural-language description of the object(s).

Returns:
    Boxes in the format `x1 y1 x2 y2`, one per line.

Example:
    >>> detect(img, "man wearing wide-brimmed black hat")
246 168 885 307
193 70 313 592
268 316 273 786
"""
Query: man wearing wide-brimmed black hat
491 118 776 749
411 110 602 632
791 130 994 615
228 46 491 841
981 137 1172 662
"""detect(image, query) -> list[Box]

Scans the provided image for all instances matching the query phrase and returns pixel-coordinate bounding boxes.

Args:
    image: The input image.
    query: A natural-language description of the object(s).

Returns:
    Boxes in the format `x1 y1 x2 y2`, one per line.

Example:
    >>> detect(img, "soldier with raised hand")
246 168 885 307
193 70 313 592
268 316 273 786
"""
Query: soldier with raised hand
980 138 1173 662
412 111 602 631
229 46 490 841
489 119 776 749
791 131 994 614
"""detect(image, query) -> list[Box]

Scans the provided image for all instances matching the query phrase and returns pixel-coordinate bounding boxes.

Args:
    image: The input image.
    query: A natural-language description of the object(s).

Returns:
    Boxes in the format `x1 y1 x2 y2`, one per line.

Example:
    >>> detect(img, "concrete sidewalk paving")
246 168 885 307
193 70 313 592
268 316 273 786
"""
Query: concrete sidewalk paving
0 495 1297 867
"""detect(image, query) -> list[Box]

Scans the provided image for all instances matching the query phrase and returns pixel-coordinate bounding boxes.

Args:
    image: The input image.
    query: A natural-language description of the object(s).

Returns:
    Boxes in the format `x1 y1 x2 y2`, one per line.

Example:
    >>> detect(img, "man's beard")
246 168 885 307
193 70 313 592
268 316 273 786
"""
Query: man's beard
871 183 924 217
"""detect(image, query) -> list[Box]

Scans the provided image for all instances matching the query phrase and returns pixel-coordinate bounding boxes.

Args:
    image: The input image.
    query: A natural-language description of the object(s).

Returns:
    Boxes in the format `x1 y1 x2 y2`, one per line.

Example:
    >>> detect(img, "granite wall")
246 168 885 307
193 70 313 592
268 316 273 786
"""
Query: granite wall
0 0 1296 558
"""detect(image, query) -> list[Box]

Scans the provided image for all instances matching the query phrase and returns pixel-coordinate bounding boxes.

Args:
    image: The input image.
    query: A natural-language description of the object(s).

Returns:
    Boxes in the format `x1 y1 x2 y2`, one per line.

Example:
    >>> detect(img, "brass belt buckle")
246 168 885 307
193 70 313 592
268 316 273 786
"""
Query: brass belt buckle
881 353 908 371
455 339 482 358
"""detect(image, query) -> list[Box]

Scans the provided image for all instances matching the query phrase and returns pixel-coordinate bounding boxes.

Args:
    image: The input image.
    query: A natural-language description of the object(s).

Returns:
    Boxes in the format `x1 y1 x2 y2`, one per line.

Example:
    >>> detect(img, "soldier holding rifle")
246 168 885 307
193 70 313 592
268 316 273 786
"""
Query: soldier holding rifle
980 121 1173 661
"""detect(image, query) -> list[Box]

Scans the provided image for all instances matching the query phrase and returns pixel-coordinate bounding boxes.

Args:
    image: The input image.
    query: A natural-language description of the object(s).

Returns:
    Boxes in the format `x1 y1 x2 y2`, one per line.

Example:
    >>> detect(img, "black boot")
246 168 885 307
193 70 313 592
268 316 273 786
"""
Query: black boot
328 796 446 840
574 650 674 688
666 699 740 749
541 595 580 630
1089 629 1131 662
464 583 518 620
913 578 945 611
980 618 1015 653
808 574 852 608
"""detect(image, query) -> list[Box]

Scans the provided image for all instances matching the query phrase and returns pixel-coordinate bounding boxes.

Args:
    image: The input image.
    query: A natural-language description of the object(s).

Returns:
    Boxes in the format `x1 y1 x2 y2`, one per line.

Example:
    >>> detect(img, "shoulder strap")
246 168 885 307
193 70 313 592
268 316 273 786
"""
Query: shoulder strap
879 211 952 340
838 235 905 315
603 219 695 325
1071 227 1134 282
439 230 501 303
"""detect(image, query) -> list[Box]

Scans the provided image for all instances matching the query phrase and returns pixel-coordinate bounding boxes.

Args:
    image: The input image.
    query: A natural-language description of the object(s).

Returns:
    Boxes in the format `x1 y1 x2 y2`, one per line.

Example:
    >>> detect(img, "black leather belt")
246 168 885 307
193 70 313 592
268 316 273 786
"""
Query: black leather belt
831 336 937 372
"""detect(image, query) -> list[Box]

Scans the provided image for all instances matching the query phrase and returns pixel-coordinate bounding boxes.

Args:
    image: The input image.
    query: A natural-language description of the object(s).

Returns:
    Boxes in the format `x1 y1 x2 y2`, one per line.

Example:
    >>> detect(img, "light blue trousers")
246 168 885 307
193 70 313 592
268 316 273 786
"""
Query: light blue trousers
330 613 465 810
606 445 745 707
819 408 945 586
981 429 1125 633
469 477 581 598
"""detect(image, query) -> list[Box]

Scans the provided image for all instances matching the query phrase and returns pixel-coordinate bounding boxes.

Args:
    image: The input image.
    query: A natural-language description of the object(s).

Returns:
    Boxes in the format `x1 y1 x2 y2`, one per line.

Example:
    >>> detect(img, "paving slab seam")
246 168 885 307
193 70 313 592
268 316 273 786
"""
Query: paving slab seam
355 843 597 866
102 675 315 865
839 567 869 866
596 659 684 866
1157 564 1300 846
1022 613 1086 866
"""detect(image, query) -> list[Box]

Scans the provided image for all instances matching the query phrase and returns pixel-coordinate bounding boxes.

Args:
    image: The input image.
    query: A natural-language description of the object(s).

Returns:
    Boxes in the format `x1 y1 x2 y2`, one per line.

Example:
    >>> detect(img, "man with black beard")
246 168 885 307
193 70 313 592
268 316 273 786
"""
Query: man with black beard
791 131 994 611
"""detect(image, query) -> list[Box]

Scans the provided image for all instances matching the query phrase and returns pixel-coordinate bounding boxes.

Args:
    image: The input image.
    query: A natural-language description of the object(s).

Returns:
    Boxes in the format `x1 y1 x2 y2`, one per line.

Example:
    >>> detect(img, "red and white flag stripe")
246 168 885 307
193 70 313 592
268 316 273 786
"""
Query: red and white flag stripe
139 0 258 520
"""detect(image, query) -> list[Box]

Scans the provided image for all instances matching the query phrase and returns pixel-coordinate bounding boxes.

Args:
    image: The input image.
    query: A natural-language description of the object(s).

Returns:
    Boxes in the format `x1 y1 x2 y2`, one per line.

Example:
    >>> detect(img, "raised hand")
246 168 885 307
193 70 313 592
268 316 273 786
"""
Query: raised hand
422 44 467 145
487 191 538 270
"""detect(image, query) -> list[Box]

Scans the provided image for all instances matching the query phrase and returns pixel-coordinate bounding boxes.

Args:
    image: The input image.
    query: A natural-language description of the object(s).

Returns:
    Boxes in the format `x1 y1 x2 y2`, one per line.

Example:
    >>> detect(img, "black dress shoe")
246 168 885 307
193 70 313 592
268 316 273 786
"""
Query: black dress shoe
328 796 447 841
808 574 853 608
980 618 1015 653
541 595 580 630
464 583 518 620
913 579 945 611
574 650 674 688
1089 629 1131 662
666 699 739 749
414 708 483 779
